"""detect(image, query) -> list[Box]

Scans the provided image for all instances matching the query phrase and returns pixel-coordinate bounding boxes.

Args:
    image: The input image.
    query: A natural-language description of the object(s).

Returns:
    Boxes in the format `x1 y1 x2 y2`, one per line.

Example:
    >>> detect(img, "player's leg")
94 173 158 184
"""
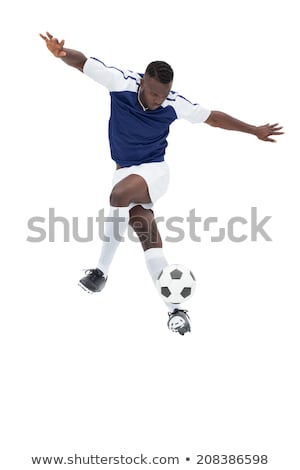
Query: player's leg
129 204 162 251
129 205 191 335
96 174 151 273
110 174 152 207
79 174 151 293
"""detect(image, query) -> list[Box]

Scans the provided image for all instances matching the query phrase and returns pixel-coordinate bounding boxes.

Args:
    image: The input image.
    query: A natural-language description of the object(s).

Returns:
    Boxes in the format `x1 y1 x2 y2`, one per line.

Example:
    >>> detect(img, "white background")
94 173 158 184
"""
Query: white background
1 0 299 468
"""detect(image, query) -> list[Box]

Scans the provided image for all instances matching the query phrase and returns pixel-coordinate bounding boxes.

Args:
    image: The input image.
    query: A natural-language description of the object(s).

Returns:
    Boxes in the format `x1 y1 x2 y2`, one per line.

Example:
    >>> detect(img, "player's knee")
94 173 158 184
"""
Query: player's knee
129 204 149 218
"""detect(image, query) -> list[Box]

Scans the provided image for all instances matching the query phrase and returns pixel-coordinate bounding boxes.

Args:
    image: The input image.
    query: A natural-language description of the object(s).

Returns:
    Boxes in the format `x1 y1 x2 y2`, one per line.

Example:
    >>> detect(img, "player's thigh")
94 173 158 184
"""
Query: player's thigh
110 174 151 206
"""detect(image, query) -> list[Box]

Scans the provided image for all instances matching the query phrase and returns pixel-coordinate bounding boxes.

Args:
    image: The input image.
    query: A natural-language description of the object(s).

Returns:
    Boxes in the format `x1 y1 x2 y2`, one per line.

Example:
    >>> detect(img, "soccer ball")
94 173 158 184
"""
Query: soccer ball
156 264 196 304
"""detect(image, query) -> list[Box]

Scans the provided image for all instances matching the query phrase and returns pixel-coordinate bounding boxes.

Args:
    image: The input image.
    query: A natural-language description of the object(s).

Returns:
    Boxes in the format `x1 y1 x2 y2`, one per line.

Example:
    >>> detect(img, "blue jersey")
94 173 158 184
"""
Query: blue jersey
83 57 211 167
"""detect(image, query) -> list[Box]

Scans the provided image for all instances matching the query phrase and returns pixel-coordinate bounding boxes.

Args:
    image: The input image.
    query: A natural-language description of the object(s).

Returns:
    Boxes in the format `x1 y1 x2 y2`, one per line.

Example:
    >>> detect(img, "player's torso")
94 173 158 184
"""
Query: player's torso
109 90 177 142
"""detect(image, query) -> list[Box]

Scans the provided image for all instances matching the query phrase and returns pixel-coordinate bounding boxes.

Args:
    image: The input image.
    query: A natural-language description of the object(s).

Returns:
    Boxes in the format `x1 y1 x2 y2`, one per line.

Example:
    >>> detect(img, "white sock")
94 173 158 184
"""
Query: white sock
97 206 130 276
144 247 182 313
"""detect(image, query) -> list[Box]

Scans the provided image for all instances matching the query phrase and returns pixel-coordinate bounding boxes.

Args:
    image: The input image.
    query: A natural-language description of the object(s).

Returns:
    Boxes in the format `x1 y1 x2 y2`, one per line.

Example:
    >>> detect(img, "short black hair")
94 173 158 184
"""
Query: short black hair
145 61 174 84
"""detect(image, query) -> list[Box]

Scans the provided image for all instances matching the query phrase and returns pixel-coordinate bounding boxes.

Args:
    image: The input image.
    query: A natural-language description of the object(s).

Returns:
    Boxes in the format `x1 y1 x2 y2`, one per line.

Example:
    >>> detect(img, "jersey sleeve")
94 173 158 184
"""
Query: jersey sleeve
170 93 211 123
83 57 140 92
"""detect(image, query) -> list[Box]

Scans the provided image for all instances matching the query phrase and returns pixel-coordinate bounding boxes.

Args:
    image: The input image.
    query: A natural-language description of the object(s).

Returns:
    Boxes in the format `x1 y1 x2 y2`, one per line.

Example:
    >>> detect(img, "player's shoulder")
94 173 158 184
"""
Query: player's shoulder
84 57 141 91
167 90 193 103
162 90 193 110
163 89 211 123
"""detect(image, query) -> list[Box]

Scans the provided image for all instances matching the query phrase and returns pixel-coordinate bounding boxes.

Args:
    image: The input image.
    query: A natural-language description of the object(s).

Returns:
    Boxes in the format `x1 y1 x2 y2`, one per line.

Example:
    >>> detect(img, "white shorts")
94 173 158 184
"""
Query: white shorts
111 161 170 209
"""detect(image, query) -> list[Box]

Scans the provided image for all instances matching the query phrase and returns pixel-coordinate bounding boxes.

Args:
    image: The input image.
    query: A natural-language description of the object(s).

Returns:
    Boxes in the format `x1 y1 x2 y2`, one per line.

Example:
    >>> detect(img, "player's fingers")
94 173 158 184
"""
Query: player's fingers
59 39 65 47
39 33 47 40
46 32 53 39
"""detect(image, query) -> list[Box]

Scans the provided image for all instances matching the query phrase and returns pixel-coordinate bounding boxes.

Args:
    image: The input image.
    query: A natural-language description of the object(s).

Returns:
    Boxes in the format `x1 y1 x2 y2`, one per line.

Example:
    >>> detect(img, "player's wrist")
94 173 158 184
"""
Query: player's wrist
249 125 258 136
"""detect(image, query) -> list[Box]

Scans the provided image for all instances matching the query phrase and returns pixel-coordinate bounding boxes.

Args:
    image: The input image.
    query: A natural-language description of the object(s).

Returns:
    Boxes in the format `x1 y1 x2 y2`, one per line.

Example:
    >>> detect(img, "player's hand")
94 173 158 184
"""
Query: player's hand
255 123 284 142
39 32 66 57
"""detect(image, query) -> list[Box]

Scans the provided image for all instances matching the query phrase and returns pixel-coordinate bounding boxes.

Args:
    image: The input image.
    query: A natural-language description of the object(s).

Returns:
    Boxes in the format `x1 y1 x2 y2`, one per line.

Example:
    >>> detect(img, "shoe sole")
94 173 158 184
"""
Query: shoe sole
78 281 96 294
168 315 191 335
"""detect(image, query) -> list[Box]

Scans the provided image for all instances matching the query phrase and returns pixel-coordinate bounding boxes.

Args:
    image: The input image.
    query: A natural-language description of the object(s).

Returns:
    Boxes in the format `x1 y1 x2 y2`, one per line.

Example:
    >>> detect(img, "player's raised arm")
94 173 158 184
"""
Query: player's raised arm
39 32 87 72
205 111 284 143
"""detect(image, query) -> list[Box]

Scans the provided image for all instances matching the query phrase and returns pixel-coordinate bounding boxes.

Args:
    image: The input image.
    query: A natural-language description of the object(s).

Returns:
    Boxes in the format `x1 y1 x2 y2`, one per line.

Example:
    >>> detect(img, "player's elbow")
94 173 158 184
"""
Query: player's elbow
205 111 220 127
78 57 88 72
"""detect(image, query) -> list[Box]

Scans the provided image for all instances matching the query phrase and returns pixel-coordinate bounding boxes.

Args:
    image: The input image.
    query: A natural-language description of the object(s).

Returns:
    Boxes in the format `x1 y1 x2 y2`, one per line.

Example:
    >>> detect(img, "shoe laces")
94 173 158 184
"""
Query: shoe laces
83 268 101 281
169 308 188 316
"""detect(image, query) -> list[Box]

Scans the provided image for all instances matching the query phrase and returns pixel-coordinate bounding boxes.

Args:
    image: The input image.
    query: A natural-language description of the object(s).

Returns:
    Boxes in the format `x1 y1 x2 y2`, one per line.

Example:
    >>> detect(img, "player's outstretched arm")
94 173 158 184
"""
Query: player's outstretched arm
39 32 87 72
205 111 284 142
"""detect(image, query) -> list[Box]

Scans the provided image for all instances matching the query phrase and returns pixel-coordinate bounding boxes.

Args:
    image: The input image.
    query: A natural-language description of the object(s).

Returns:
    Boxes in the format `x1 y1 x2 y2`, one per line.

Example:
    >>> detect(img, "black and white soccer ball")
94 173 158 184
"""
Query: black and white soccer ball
156 264 196 304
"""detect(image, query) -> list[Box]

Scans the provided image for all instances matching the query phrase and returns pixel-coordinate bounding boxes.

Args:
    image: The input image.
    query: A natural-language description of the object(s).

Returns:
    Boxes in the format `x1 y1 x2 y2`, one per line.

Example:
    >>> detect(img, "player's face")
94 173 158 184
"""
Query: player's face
139 74 172 110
